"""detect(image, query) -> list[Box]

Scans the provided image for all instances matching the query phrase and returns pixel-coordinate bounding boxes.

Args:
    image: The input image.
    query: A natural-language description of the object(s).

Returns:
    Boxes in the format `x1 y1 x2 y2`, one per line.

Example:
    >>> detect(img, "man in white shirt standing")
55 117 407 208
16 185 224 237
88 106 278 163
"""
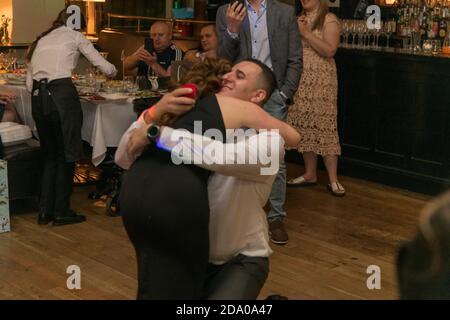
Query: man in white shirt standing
116 60 289 299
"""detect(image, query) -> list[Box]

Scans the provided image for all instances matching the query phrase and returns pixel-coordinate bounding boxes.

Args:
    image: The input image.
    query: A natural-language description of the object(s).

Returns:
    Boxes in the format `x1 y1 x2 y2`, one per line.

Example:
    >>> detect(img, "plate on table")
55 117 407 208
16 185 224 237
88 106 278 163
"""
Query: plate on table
2 73 26 85
81 95 107 105
77 86 95 96
98 93 130 103
135 90 162 99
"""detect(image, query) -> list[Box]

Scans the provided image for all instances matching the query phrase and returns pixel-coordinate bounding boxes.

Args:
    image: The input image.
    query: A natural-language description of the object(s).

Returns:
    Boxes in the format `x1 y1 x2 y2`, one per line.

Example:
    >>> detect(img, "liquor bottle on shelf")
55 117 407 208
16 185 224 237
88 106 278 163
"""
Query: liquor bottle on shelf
420 1 429 39
443 25 450 54
428 2 438 38
439 2 448 40
173 0 182 9
397 0 405 35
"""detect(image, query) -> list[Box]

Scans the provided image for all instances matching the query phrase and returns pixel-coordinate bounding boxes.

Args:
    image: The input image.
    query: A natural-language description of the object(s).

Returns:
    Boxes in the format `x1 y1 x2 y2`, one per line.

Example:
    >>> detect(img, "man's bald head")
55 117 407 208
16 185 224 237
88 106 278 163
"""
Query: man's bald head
150 21 173 53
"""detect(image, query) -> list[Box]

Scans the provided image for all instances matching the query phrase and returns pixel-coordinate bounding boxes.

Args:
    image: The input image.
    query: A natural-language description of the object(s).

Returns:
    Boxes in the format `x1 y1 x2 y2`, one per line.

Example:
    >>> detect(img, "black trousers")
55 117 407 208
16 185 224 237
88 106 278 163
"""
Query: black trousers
203 255 269 300
32 87 75 218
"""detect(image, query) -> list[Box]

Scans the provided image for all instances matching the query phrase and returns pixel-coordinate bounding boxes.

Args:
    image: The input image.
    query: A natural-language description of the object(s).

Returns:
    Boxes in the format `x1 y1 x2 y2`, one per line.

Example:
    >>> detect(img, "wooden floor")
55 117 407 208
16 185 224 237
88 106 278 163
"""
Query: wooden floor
0 163 431 300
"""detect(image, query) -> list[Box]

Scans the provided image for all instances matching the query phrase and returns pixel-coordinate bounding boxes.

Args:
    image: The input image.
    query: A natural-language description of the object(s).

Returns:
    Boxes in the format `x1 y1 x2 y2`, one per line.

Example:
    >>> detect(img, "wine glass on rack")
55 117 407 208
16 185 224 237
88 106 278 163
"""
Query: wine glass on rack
120 49 125 81
375 21 383 49
349 20 356 48
365 22 371 49
357 21 365 49
384 20 394 49
341 20 350 47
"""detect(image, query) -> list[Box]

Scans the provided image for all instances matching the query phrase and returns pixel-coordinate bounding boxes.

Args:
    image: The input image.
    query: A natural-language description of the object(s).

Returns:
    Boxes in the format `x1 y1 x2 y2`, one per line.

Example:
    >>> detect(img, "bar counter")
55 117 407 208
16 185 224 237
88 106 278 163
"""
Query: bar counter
330 47 450 195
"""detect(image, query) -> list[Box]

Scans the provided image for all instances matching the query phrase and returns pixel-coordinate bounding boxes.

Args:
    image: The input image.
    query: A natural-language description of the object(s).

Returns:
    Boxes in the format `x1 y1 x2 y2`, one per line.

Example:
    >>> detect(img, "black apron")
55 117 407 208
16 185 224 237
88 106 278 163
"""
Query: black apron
32 78 83 162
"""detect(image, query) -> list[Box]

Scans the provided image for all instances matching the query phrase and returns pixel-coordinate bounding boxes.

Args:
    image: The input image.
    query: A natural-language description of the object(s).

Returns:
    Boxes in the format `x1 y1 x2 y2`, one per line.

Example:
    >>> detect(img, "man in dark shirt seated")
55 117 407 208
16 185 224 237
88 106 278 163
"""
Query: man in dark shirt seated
124 21 184 77
183 24 217 64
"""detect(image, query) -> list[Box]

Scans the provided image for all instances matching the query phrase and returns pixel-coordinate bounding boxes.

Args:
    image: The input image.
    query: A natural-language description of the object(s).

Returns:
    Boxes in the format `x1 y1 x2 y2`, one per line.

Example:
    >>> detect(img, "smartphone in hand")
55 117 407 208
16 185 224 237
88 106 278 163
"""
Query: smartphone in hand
144 38 155 55
231 0 245 6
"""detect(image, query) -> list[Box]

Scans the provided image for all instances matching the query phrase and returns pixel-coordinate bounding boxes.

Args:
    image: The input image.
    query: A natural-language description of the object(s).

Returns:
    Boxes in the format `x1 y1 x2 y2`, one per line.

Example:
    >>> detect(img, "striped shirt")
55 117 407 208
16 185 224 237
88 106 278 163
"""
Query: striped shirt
246 0 272 70
137 43 184 76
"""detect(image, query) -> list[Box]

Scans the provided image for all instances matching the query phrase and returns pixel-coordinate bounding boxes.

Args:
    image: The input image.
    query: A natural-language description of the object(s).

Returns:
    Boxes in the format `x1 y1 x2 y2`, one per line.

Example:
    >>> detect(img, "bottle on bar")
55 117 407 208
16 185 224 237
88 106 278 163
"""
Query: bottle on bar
173 0 181 9
443 24 450 54
428 1 437 38
433 1 440 38
397 0 405 35
439 1 448 41
420 0 429 39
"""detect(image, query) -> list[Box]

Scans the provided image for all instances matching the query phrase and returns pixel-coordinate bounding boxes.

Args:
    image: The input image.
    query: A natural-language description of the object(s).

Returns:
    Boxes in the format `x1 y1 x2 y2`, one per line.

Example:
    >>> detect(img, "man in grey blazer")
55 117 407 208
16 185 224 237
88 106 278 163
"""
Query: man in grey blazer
216 0 303 245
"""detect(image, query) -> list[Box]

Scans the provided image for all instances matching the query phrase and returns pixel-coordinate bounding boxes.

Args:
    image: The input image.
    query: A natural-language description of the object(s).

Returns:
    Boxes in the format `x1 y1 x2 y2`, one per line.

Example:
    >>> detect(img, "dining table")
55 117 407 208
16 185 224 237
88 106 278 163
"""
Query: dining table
0 81 140 167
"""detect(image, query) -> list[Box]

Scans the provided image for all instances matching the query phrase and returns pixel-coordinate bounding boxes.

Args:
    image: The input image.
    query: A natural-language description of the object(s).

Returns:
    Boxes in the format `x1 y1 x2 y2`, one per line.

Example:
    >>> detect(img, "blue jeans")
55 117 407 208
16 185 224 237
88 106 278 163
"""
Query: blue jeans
263 90 288 221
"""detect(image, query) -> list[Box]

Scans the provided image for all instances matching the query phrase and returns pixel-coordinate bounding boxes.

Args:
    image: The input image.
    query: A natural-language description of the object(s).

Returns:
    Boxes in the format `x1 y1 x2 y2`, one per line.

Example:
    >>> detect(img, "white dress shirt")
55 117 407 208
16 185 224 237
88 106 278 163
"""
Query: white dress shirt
26 26 117 92
115 119 285 265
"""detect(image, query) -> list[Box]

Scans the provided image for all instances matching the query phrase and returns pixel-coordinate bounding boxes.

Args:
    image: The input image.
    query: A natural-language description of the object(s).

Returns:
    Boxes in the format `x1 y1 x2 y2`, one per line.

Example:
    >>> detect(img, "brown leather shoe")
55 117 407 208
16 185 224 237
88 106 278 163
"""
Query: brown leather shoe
269 219 288 245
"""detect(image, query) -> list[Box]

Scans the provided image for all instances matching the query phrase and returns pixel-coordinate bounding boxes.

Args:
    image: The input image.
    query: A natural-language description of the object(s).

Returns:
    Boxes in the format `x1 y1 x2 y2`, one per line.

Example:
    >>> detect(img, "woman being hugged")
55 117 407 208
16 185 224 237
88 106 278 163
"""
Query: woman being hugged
287 0 345 196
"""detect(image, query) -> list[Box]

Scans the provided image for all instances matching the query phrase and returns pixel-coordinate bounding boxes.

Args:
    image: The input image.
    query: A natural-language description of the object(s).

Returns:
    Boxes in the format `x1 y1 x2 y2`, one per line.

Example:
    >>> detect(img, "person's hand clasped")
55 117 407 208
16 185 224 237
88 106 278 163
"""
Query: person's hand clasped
135 47 157 68
226 1 247 34
298 16 312 40
127 87 196 159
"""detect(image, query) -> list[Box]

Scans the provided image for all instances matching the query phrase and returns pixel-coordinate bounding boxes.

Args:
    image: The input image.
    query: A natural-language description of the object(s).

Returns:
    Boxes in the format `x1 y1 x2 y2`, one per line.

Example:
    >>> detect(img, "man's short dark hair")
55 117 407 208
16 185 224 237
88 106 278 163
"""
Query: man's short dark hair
242 59 277 103
200 24 216 34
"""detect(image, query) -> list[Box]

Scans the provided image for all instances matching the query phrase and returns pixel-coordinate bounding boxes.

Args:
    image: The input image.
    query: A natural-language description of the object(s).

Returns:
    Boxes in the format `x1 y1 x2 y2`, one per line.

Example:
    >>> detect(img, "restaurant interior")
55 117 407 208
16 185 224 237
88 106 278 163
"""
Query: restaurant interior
0 0 449 301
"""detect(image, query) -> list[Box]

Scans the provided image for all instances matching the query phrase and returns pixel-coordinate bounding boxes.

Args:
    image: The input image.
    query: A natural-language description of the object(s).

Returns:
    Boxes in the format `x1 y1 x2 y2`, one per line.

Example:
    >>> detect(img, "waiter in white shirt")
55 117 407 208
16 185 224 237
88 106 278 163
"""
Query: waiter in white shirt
116 86 285 299
26 8 117 226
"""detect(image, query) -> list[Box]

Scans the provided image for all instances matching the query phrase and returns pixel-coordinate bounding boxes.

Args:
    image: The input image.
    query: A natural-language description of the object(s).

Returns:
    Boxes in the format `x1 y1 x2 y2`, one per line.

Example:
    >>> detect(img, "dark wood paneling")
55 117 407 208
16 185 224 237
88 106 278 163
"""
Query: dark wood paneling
333 49 450 195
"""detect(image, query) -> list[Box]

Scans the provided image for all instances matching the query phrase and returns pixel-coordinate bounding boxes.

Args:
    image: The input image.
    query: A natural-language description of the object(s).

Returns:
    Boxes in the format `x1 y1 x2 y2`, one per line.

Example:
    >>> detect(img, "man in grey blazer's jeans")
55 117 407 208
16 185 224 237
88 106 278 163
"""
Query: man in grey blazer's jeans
216 0 303 245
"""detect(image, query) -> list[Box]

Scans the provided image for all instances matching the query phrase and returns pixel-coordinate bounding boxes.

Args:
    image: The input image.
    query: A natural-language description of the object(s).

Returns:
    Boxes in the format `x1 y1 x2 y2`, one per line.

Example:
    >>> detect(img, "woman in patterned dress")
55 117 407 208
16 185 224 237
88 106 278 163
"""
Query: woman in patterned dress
287 0 345 196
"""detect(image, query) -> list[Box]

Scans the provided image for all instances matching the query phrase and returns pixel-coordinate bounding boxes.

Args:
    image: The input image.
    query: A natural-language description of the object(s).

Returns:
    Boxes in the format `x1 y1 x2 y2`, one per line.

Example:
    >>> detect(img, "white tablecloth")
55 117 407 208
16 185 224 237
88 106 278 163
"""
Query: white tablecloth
81 99 136 166
1 83 136 166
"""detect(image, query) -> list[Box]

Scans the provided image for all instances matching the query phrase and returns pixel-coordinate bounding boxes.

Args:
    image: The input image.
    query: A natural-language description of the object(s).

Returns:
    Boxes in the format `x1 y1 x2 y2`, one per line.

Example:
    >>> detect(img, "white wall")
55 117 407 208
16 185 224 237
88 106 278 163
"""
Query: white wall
0 0 65 44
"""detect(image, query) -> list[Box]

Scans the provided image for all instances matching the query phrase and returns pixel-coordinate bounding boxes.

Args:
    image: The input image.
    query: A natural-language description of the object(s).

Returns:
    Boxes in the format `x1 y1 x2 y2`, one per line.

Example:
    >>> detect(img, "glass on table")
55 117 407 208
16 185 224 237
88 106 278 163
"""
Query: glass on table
422 40 433 54
136 75 150 91
1 52 16 72
147 67 159 91
411 31 422 53
85 71 98 95
123 75 138 93
431 40 442 56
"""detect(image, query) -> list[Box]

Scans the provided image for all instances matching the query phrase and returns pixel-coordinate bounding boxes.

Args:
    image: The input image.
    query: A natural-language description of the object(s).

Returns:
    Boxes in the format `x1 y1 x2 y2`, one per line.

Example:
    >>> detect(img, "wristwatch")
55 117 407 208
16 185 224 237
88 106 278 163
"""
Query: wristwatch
279 91 291 105
146 124 161 144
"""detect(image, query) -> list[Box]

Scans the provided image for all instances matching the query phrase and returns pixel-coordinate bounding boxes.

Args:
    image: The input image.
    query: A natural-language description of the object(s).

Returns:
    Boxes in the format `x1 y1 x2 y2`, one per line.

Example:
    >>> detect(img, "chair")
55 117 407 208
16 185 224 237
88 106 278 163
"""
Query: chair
1 138 42 214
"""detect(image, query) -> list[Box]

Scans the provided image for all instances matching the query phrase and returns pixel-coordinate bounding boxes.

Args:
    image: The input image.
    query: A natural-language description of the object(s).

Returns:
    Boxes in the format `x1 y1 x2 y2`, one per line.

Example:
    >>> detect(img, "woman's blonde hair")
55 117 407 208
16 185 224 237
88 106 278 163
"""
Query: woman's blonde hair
298 0 330 31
